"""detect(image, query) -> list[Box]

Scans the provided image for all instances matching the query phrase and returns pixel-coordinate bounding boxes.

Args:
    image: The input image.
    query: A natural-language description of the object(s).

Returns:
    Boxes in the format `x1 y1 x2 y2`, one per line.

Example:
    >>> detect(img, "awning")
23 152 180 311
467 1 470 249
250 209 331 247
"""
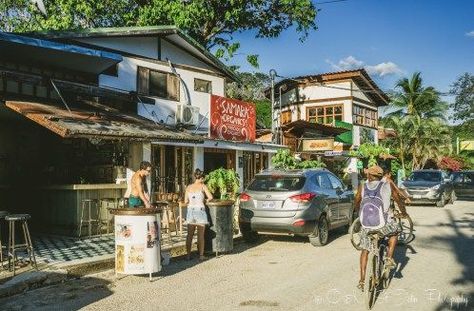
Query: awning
281 120 350 137
5 101 203 143
0 32 122 74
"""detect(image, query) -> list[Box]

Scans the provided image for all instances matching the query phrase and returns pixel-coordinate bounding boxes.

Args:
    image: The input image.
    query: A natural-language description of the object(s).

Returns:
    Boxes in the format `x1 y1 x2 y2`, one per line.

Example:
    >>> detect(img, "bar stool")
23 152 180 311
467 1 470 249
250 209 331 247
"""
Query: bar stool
78 199 99 238
5 214 37 276
0 211 9 269
98 198 117 234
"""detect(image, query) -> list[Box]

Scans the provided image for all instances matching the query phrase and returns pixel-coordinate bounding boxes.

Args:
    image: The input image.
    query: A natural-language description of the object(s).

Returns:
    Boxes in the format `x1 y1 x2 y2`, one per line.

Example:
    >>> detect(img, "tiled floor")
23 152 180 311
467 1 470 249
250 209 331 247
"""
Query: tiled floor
2 231 189 266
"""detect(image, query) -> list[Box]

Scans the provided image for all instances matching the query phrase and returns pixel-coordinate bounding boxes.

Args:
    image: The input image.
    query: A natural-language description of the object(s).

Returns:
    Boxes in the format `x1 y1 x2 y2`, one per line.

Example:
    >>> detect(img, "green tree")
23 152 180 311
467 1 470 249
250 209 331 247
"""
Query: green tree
0 0 318 67
450 73 474 123
389 72 448 120
226 71 271 127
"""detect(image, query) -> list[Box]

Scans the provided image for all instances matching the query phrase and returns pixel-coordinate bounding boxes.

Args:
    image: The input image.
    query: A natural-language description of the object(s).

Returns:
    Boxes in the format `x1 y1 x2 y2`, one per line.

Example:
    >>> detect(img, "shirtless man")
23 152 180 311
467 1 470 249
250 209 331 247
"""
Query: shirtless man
129 161 152 208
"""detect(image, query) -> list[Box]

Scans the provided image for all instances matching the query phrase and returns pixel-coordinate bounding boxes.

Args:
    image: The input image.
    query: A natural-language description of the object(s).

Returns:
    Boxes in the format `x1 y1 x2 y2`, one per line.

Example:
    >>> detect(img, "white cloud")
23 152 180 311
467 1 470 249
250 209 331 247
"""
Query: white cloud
365 62 403 77
327 56 403 77
327 55 364 71
466 31 474 37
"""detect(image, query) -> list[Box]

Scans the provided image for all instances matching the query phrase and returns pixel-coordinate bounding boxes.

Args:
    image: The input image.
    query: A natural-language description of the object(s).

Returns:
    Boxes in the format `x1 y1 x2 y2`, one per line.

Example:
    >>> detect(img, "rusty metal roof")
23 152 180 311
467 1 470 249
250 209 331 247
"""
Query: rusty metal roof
5 101 203 143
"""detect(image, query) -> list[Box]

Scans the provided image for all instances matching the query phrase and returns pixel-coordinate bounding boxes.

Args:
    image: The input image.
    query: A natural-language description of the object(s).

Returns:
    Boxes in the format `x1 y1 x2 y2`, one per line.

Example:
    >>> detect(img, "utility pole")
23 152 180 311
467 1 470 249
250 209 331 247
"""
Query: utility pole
269 69 277 144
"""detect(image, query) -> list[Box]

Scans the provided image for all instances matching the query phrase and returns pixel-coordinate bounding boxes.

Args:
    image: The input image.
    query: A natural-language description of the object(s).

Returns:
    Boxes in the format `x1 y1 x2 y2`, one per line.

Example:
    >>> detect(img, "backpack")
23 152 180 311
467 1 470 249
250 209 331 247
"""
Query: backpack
359 181 387 230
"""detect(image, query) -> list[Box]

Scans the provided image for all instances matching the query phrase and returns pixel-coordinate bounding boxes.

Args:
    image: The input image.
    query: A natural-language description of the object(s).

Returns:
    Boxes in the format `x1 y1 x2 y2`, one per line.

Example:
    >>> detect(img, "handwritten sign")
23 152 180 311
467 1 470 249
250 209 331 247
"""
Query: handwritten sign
302 139 335 151
210 95 256 142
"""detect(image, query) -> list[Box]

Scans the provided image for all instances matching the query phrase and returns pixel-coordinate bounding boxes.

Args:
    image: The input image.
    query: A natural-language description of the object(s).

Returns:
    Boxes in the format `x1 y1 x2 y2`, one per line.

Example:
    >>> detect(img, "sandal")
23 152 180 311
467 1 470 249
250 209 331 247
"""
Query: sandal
357 280 364 292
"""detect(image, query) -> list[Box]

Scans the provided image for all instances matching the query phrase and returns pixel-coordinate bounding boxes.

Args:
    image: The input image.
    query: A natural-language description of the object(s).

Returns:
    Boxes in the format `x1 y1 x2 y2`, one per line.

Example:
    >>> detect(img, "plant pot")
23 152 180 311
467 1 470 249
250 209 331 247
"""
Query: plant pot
204 199 235 254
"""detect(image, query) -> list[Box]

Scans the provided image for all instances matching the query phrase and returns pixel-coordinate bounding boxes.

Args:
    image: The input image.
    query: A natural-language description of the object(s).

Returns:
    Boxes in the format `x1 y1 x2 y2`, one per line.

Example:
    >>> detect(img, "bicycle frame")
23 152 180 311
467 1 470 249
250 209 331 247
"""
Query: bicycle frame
365 232 389 309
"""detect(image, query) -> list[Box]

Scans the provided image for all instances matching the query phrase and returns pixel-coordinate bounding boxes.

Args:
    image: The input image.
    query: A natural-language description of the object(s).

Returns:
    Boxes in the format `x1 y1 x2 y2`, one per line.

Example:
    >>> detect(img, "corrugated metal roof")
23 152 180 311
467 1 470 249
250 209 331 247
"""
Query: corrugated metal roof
5 101 203 143
29 26 239 83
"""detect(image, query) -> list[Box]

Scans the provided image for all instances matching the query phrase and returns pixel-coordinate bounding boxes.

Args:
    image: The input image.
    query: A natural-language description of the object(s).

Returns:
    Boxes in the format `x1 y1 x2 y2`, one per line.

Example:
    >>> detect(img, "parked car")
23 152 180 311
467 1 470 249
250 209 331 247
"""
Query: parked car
451 170 474 198
400 169 455 207
238 168 354 247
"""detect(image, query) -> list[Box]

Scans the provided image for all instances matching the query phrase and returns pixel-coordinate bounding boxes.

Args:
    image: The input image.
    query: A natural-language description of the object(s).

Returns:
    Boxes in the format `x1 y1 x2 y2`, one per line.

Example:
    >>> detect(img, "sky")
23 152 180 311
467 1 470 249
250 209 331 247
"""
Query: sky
226 0 474 117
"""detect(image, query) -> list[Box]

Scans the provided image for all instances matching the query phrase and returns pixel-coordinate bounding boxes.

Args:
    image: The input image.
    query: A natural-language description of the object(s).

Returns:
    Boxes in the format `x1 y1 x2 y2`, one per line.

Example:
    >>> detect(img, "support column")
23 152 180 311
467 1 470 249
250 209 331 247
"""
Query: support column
193 146 204 171
236 150 244 192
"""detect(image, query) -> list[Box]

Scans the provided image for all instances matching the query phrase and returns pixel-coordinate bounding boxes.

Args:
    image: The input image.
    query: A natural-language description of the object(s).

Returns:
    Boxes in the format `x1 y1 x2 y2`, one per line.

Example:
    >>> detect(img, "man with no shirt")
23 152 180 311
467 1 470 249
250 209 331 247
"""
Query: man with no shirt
129 161 152 208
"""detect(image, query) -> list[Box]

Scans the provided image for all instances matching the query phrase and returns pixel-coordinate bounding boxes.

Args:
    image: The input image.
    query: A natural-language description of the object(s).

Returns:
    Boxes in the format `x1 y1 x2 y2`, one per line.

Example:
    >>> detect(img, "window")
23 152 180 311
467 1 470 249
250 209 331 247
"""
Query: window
280 110 292 125
316 174 333 189
353 104 378 128
137 67 179 101
327 174 343 190
307 104 343 125
248 176 306 192
194 78 212 93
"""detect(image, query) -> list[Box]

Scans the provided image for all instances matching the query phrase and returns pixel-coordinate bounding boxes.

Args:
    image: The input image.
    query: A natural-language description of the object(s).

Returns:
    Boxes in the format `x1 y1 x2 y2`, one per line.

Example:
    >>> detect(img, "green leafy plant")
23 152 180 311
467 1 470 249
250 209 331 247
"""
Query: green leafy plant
205 168 240 200
348 143 392 168
271 149 326 170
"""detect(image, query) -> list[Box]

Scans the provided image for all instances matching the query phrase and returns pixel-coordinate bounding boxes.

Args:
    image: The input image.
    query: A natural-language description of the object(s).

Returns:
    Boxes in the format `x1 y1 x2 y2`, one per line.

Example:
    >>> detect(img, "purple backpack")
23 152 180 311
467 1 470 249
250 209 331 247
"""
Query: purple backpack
359 181 387 229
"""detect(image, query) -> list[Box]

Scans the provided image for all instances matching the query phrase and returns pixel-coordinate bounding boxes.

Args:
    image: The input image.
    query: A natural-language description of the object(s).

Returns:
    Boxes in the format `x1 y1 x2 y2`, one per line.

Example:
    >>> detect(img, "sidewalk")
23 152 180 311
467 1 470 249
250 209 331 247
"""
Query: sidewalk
0 230 193 297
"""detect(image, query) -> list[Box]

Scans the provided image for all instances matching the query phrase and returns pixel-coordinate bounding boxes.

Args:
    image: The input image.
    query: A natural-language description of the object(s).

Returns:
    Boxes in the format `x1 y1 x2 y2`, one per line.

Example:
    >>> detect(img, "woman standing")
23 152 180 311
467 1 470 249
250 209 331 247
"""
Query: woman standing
184 169 213 261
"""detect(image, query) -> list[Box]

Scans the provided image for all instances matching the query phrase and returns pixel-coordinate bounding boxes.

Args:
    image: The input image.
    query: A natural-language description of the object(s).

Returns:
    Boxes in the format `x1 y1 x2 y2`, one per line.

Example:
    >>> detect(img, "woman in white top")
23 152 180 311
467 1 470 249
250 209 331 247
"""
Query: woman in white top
184 169 213 260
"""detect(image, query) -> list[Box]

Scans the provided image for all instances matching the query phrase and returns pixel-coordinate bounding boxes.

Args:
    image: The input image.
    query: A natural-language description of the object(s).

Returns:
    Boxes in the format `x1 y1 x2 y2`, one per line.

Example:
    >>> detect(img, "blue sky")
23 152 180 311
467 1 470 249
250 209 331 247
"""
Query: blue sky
227 0 474 109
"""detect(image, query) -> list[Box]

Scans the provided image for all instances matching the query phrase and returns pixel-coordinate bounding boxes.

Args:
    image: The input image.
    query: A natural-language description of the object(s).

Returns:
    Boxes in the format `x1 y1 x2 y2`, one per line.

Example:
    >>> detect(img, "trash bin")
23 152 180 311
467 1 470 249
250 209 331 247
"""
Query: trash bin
109 207 162 280
204 200 234 254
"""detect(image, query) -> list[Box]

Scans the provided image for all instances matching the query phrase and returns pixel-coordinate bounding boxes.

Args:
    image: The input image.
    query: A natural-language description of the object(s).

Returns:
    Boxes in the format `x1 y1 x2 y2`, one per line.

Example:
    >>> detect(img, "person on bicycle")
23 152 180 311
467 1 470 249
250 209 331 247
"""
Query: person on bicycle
382 168 411 205
354 165 409 291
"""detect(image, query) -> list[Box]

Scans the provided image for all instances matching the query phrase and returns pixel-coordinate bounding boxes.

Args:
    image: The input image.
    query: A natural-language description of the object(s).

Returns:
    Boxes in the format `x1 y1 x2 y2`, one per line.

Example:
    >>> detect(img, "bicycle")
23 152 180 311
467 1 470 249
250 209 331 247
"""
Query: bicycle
364 230 391 309
349 212 414 251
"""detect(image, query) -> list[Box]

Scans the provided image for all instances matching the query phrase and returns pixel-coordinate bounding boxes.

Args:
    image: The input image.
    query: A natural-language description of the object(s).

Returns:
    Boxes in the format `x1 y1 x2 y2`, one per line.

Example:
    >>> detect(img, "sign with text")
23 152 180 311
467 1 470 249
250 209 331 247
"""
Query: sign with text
302 139 335 152
460 140 474 151
210 95 256 142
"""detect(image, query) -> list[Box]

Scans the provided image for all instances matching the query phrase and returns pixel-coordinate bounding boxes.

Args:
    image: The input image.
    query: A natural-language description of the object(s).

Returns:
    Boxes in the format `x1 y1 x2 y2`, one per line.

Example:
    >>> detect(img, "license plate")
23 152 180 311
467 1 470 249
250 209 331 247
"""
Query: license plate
261 201 275 209
413 195 422 199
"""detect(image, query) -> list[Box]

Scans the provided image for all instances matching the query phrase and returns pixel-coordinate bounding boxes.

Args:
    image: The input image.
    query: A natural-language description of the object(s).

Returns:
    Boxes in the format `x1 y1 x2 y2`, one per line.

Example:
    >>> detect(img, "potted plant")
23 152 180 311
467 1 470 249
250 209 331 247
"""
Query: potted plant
203 168 240 254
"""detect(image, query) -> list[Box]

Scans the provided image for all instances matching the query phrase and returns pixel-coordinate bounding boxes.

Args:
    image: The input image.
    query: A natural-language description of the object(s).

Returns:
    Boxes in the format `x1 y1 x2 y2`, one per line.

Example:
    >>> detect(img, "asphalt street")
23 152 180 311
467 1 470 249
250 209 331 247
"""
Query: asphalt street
1 200 473 311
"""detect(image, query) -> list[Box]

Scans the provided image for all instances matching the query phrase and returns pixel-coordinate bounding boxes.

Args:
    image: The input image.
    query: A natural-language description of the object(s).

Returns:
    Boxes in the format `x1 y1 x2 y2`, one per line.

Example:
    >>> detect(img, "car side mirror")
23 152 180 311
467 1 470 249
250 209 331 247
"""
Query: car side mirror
346 184 353 191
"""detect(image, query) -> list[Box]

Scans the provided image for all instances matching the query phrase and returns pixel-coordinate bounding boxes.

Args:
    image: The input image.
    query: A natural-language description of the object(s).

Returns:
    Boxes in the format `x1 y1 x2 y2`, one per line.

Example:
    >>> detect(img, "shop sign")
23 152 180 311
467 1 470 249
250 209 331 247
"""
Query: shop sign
302 138 334 151
460 140 474 151
210 95 256 142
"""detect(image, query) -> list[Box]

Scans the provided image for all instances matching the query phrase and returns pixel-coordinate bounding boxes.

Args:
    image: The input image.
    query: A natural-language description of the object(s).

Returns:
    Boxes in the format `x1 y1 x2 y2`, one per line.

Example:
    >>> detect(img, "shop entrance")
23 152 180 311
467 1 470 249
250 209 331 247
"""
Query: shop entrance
204 148 235 173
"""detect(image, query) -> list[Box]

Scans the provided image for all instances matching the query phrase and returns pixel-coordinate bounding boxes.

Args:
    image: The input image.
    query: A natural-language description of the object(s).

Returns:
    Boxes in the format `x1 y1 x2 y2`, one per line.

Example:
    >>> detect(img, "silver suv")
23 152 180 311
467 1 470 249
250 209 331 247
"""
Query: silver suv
239 168 354 246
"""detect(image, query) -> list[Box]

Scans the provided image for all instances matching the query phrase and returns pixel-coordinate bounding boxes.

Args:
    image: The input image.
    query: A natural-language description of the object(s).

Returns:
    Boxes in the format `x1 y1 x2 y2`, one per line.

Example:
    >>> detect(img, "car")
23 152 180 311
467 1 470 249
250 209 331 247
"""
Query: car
451 170 474 198
238 168 354 247
400 169 455 207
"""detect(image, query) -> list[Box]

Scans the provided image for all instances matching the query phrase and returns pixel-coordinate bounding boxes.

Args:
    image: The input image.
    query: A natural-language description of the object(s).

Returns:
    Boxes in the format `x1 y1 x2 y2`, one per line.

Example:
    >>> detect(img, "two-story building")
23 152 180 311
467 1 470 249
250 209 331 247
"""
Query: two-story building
271 69 389 156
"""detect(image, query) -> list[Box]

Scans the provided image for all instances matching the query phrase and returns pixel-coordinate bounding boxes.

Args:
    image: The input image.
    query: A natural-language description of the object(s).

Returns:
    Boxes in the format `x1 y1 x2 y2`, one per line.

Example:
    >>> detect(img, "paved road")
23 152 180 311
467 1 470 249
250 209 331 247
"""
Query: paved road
1 200 473 311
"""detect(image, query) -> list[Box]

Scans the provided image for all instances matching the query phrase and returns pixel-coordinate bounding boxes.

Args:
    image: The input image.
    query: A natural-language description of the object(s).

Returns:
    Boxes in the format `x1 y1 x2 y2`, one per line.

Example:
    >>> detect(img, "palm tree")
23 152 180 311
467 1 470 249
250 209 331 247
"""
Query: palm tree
388 72 448 120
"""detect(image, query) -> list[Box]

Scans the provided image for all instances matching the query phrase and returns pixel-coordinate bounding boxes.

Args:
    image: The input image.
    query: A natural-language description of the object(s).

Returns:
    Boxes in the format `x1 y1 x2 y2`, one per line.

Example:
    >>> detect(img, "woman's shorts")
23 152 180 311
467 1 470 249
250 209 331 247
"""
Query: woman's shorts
359 221 400 251
186 206 209 225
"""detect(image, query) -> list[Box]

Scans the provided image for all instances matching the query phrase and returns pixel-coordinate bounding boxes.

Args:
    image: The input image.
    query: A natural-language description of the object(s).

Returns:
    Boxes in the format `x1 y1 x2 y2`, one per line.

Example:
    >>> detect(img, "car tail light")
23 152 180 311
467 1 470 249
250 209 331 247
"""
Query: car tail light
292 220 306 227
240 193 252 202
289 192 316 203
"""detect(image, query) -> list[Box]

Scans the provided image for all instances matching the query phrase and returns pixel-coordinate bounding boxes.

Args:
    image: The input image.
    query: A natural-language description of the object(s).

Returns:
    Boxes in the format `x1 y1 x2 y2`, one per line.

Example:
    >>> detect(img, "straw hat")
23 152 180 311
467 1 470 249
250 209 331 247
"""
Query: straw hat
364 165 384 177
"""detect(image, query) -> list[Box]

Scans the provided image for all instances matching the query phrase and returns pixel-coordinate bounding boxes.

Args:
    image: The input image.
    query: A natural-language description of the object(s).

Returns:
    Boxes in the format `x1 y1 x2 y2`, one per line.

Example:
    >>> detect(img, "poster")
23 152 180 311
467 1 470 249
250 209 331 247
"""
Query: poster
210 95 256 142
128 244 145 270
116 245 125 273
146 221 159 248
116 223 133 241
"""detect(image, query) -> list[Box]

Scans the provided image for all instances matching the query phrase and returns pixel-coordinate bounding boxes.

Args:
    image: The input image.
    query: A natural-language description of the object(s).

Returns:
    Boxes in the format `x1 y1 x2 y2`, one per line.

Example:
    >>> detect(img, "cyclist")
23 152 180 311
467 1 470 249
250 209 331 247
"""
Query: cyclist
354 165 409 291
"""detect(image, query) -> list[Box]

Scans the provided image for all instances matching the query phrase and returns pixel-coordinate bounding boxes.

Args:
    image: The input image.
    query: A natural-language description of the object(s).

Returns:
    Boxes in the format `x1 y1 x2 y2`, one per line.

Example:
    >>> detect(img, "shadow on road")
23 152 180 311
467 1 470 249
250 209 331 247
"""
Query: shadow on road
393 244 417 280
428 209 474 311
0 272 113 311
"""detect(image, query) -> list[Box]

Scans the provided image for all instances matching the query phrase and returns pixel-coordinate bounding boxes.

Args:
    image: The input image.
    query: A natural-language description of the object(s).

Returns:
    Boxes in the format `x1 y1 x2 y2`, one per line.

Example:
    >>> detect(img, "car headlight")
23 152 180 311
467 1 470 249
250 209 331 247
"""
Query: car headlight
431 184 440 190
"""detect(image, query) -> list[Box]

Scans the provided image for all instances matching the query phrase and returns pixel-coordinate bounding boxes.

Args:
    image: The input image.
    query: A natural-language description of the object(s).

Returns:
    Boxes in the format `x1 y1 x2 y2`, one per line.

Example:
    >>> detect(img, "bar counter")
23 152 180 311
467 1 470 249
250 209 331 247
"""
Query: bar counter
28 183 127 237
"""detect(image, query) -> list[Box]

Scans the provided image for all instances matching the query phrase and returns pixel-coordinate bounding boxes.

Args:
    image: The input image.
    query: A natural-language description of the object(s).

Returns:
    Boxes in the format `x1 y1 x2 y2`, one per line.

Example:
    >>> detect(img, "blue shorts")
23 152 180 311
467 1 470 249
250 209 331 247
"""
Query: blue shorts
128 196 144 208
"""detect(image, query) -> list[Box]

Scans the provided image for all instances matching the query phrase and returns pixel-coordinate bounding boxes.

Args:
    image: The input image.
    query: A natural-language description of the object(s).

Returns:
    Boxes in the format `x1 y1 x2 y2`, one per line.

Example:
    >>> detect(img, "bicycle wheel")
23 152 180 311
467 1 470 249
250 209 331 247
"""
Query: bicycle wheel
349 217 363 251
380 245 390 289
397 216 414 244
365 253 377 310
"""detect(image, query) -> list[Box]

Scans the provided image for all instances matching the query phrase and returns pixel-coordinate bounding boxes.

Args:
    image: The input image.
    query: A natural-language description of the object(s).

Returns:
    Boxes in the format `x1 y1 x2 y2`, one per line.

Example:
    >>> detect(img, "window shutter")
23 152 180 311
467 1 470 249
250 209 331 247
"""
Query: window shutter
137 67 149 94
167 74 179 101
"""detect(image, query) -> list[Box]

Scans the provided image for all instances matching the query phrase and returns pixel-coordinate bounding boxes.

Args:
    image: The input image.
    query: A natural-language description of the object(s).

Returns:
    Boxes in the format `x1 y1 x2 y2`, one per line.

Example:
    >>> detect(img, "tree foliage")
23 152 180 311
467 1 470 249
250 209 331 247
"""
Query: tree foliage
271 149 325 170
0 0 318 67
450 72 474 123
205 168 240 200
388 72 448 120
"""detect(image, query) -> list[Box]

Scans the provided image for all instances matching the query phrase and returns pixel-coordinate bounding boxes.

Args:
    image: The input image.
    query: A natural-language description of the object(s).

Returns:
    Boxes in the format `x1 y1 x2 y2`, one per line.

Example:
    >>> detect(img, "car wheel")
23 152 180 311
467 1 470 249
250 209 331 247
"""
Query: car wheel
309 215 329 247
436 193 446 208
449 191 456 204
240 223 259 243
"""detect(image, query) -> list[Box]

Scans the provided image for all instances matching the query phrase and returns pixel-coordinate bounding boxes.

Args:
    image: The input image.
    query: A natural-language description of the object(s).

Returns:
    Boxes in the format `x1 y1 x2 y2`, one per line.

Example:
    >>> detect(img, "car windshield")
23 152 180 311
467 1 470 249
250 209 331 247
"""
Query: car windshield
408 171 442 182
248 175 306 192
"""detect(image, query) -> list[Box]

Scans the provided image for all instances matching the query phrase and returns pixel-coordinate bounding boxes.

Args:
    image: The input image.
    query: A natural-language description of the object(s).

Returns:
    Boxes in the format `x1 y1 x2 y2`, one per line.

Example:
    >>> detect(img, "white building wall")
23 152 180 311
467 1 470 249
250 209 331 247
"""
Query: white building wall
77 37 159 59
351 81 372 102
299 81 351 101
99 56 225 132
160 39 214 71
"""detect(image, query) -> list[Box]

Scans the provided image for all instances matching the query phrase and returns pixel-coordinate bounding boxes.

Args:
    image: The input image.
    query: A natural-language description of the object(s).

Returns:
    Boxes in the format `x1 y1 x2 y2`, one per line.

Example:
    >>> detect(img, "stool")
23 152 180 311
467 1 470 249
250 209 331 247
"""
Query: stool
0 211 9 269
5 214 37 276
98 198 117 234
79 199 100 238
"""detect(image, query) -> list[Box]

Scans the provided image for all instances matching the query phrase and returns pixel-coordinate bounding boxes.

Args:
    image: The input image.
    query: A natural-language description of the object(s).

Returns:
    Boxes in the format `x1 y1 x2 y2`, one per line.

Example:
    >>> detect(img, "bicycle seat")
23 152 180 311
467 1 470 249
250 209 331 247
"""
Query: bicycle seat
367 230 385 238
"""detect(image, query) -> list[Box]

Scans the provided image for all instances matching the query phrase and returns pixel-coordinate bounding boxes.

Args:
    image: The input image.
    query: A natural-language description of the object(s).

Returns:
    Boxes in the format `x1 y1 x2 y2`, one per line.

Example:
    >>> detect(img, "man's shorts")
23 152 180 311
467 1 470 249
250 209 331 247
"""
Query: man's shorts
128 196 144 208
359 221 400 251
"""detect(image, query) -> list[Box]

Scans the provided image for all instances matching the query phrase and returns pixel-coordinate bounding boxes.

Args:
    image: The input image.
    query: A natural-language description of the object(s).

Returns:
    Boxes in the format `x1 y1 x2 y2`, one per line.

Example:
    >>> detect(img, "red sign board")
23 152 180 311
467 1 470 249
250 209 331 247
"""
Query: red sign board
210 95 256 142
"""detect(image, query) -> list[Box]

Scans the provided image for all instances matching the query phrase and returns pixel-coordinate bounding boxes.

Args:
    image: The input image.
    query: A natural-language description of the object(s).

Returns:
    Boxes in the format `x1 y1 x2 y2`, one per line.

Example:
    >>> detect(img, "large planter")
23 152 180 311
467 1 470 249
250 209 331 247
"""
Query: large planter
109 207 162 280
204 199 235 254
